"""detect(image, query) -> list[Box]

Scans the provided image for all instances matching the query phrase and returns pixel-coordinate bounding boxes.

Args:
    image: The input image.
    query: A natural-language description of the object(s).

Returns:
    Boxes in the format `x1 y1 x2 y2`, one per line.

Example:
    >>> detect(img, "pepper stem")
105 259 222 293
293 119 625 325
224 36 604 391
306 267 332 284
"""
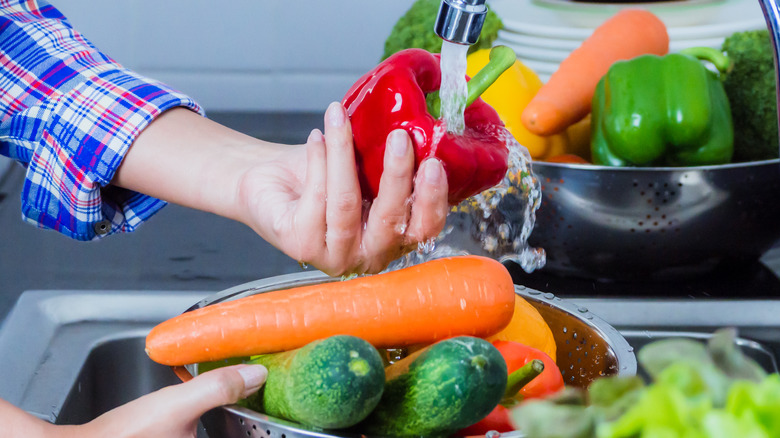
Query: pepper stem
427 45 517 118
679 46 732 75
504 359 545 399
466 45 517 108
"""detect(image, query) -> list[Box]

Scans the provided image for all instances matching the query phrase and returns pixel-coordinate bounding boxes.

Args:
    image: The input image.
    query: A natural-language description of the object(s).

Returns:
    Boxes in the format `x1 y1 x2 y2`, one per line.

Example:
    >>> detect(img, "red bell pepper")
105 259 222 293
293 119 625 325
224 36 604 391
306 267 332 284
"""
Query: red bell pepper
342 46 516 205
495 340 564 400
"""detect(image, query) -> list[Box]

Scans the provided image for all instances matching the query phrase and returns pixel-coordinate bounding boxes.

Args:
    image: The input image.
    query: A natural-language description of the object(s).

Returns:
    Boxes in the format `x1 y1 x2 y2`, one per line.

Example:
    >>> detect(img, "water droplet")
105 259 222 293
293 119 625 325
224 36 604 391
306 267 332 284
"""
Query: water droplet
543 292 555 300
577 306 588 313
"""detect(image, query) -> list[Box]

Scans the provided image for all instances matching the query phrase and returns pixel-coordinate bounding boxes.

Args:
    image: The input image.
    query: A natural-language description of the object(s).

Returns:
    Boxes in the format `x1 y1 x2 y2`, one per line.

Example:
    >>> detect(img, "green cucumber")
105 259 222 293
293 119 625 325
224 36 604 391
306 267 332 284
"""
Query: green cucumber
359 336 508 437
243 335 385 429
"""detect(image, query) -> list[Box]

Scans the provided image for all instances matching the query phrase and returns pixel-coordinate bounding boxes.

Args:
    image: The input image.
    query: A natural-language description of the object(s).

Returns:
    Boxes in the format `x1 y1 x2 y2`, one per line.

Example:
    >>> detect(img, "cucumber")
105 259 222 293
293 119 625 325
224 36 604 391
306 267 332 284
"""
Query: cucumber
243 335 385 429
359 336 508 437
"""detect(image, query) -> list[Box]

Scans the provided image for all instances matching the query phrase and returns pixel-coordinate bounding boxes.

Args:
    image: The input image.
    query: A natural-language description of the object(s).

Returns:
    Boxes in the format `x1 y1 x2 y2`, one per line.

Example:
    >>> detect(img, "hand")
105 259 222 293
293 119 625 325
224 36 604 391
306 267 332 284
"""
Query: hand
77 364 267 438
1 364 266 438
116 105 449 276
237 102 449 275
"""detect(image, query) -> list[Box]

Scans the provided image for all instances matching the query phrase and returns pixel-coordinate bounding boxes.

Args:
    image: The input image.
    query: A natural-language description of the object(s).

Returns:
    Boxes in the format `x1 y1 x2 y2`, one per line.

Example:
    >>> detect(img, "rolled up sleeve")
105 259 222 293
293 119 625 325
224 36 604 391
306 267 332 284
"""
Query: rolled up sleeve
0 1 203 240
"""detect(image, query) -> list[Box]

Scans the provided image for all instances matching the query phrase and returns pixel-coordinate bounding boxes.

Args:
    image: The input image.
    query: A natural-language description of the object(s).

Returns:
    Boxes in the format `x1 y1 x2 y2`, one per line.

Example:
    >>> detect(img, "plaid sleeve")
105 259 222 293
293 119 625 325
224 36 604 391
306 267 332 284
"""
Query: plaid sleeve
0 1 204 241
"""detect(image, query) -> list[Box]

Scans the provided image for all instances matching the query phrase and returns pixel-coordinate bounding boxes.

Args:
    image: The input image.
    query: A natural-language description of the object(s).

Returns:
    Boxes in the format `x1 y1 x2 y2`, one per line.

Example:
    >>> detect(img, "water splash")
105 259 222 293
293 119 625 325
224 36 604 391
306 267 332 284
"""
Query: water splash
387 40 546 274
391 129 546 273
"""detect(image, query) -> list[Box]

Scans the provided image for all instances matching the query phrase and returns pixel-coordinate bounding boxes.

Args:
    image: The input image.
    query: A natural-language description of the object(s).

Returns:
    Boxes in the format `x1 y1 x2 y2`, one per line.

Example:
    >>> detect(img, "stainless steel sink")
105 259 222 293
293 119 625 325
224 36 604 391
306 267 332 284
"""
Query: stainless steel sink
2 289 780 438
0 289 211 434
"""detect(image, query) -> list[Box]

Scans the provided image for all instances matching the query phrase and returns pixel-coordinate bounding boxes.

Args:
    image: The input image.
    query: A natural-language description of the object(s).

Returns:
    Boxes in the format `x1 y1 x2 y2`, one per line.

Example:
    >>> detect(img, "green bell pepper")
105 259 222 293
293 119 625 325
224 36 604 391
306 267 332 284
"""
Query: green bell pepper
591 47 734 167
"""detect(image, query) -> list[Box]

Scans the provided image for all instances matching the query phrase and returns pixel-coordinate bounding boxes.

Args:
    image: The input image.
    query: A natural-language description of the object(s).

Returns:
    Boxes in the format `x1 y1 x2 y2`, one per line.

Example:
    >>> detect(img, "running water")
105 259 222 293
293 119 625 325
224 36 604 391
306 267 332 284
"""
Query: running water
439 41 469 135
390 41 546 273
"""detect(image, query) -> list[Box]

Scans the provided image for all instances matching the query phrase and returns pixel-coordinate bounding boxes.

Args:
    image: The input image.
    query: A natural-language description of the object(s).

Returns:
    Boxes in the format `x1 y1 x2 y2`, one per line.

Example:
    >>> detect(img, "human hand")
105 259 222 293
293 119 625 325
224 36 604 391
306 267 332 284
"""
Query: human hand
73 364 267 438
237 102 449 276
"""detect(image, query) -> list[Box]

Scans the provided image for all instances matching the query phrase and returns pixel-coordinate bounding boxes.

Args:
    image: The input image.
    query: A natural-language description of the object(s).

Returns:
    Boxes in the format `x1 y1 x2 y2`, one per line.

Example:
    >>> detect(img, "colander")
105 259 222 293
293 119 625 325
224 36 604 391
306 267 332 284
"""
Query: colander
173 271 636 438
527 159 780 281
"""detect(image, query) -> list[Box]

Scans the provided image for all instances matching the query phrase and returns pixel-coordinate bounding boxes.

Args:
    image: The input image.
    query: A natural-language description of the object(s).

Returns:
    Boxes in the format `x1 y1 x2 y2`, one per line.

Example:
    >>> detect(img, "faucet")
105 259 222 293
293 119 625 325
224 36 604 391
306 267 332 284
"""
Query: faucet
434 0 488 45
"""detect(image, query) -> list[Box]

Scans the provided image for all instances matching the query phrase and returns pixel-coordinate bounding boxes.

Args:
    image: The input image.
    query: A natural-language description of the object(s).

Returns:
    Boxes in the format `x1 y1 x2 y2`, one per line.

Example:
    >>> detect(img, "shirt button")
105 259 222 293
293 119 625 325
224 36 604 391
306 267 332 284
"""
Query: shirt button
93 220 112 236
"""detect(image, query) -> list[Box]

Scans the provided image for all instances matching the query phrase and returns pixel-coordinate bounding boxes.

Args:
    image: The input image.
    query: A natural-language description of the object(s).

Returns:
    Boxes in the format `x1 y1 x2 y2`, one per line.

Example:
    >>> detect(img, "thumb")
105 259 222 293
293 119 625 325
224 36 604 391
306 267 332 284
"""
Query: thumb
181 364 268 415
83 364 268 437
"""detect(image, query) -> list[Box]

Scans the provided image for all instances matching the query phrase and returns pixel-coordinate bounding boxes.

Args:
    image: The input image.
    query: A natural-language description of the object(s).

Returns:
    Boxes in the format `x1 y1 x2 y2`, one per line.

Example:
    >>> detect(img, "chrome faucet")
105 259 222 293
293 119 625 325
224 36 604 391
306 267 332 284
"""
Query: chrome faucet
434 0 488 45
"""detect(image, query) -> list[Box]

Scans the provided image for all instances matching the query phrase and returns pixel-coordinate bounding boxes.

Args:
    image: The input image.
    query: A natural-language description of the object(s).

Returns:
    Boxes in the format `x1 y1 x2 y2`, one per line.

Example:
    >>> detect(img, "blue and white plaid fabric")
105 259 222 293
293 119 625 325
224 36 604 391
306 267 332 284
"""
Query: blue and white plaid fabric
0 0 203 240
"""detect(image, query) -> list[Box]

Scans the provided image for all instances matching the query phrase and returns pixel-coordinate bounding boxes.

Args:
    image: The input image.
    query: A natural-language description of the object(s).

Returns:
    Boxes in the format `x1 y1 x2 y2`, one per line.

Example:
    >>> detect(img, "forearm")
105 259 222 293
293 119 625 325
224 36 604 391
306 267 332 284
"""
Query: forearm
113 108 287 223
0 398 66 438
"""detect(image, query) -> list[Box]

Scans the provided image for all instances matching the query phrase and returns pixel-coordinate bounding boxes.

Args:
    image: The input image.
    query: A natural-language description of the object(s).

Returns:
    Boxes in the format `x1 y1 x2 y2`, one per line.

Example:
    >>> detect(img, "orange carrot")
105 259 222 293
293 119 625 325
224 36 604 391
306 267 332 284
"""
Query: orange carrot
145 256 516 366
521 9 669 136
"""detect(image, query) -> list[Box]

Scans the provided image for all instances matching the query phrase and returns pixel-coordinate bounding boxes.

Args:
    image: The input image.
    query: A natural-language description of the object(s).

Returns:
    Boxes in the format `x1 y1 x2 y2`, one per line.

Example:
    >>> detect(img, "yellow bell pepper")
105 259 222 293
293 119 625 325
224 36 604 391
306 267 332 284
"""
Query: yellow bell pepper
466 49 590 161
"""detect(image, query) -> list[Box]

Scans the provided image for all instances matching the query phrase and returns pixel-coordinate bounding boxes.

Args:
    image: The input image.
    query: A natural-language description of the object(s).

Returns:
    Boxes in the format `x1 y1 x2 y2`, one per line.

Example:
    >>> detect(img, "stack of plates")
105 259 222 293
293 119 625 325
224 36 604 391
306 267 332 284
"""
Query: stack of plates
490 0 767 82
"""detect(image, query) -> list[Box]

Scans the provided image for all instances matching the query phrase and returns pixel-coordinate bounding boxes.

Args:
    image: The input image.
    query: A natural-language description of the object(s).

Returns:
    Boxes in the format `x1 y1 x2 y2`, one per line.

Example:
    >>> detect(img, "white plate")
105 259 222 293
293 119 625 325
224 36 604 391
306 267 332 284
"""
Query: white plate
518 58 560 74
501 38 729 78
495 37 571 61
490 0 766 40
497 30 727 55
532 0 729 28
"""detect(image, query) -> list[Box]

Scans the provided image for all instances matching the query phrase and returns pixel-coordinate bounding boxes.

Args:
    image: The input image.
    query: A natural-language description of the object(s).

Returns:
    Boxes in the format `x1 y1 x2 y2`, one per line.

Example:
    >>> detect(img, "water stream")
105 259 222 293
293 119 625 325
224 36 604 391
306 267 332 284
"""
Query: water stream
390 41 546 273
439 41 469 135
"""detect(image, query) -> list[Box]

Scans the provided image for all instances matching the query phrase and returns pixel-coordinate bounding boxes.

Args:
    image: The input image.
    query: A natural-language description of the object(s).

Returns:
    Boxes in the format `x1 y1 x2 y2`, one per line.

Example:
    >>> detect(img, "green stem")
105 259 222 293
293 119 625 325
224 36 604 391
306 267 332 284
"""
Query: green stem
679 46 732 74
427 45 517 118
504 359 545 399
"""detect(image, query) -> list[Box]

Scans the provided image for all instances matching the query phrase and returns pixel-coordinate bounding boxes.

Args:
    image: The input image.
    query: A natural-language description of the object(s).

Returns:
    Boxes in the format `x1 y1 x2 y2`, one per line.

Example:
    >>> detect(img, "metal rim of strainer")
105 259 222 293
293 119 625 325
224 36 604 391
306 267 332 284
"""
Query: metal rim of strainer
532 158 780 171
180 270 637 438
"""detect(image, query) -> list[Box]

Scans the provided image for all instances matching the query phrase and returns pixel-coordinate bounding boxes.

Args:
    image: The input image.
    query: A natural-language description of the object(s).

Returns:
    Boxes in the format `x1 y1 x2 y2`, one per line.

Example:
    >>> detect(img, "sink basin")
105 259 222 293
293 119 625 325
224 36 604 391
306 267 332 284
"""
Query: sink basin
2 289 779 438
56 336 181 424
0 289 211 435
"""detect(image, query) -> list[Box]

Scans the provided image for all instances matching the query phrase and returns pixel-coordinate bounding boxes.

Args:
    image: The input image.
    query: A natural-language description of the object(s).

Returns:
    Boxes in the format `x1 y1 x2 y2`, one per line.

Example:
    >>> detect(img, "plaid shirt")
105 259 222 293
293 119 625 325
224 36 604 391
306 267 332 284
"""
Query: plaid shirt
0 0 202 240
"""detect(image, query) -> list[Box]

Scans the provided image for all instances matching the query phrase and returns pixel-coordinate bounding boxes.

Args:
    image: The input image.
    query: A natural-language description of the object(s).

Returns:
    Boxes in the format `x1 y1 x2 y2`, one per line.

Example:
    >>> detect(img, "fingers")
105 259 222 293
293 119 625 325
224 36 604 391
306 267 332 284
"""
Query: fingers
363 129 415 269
323 102 363 274
293 129 328 261
407 158 449 243
174 364 268 416
84 364 267 437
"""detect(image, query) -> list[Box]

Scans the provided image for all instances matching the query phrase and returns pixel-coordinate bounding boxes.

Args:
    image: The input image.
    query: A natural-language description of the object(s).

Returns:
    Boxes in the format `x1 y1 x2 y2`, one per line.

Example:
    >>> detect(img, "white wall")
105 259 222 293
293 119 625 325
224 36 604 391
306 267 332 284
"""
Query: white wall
54 1 416 112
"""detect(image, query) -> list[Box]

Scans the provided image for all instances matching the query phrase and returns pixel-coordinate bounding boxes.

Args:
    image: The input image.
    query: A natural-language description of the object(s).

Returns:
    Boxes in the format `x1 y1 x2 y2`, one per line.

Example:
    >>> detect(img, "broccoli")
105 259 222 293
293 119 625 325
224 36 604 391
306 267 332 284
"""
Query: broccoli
382 0 503 61
721 29 779 162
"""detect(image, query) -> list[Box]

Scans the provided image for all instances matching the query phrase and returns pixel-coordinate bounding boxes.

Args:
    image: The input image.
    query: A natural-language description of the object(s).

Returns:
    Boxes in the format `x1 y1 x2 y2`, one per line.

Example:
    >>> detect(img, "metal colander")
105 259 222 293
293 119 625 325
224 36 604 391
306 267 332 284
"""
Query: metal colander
177 271 636 438
527 159 780 281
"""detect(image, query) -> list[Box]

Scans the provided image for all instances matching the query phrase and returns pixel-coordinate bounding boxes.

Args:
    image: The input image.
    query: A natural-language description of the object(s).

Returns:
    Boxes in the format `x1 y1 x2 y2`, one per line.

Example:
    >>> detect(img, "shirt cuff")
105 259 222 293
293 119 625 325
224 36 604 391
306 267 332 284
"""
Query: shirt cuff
21 68 204 241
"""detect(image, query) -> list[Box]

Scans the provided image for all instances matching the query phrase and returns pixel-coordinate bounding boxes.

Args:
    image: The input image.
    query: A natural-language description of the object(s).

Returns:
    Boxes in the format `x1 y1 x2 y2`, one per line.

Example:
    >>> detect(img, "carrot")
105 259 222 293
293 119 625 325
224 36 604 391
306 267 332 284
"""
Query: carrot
145 256 516 366
521 9 669 136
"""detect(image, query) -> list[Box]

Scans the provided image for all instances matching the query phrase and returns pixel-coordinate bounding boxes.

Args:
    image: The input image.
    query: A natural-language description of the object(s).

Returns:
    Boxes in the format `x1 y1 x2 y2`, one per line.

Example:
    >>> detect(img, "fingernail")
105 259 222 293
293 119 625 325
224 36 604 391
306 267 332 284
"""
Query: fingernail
422 159 443 184
308 128 324 143
388 130 408 157
327 102 346 127
238 365 267 396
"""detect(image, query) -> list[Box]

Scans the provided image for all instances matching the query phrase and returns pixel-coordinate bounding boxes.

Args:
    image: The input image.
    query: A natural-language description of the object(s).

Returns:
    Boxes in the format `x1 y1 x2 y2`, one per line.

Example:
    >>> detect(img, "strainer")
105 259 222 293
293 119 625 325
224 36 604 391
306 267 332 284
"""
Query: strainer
527 159 780 281
174 271 636 438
